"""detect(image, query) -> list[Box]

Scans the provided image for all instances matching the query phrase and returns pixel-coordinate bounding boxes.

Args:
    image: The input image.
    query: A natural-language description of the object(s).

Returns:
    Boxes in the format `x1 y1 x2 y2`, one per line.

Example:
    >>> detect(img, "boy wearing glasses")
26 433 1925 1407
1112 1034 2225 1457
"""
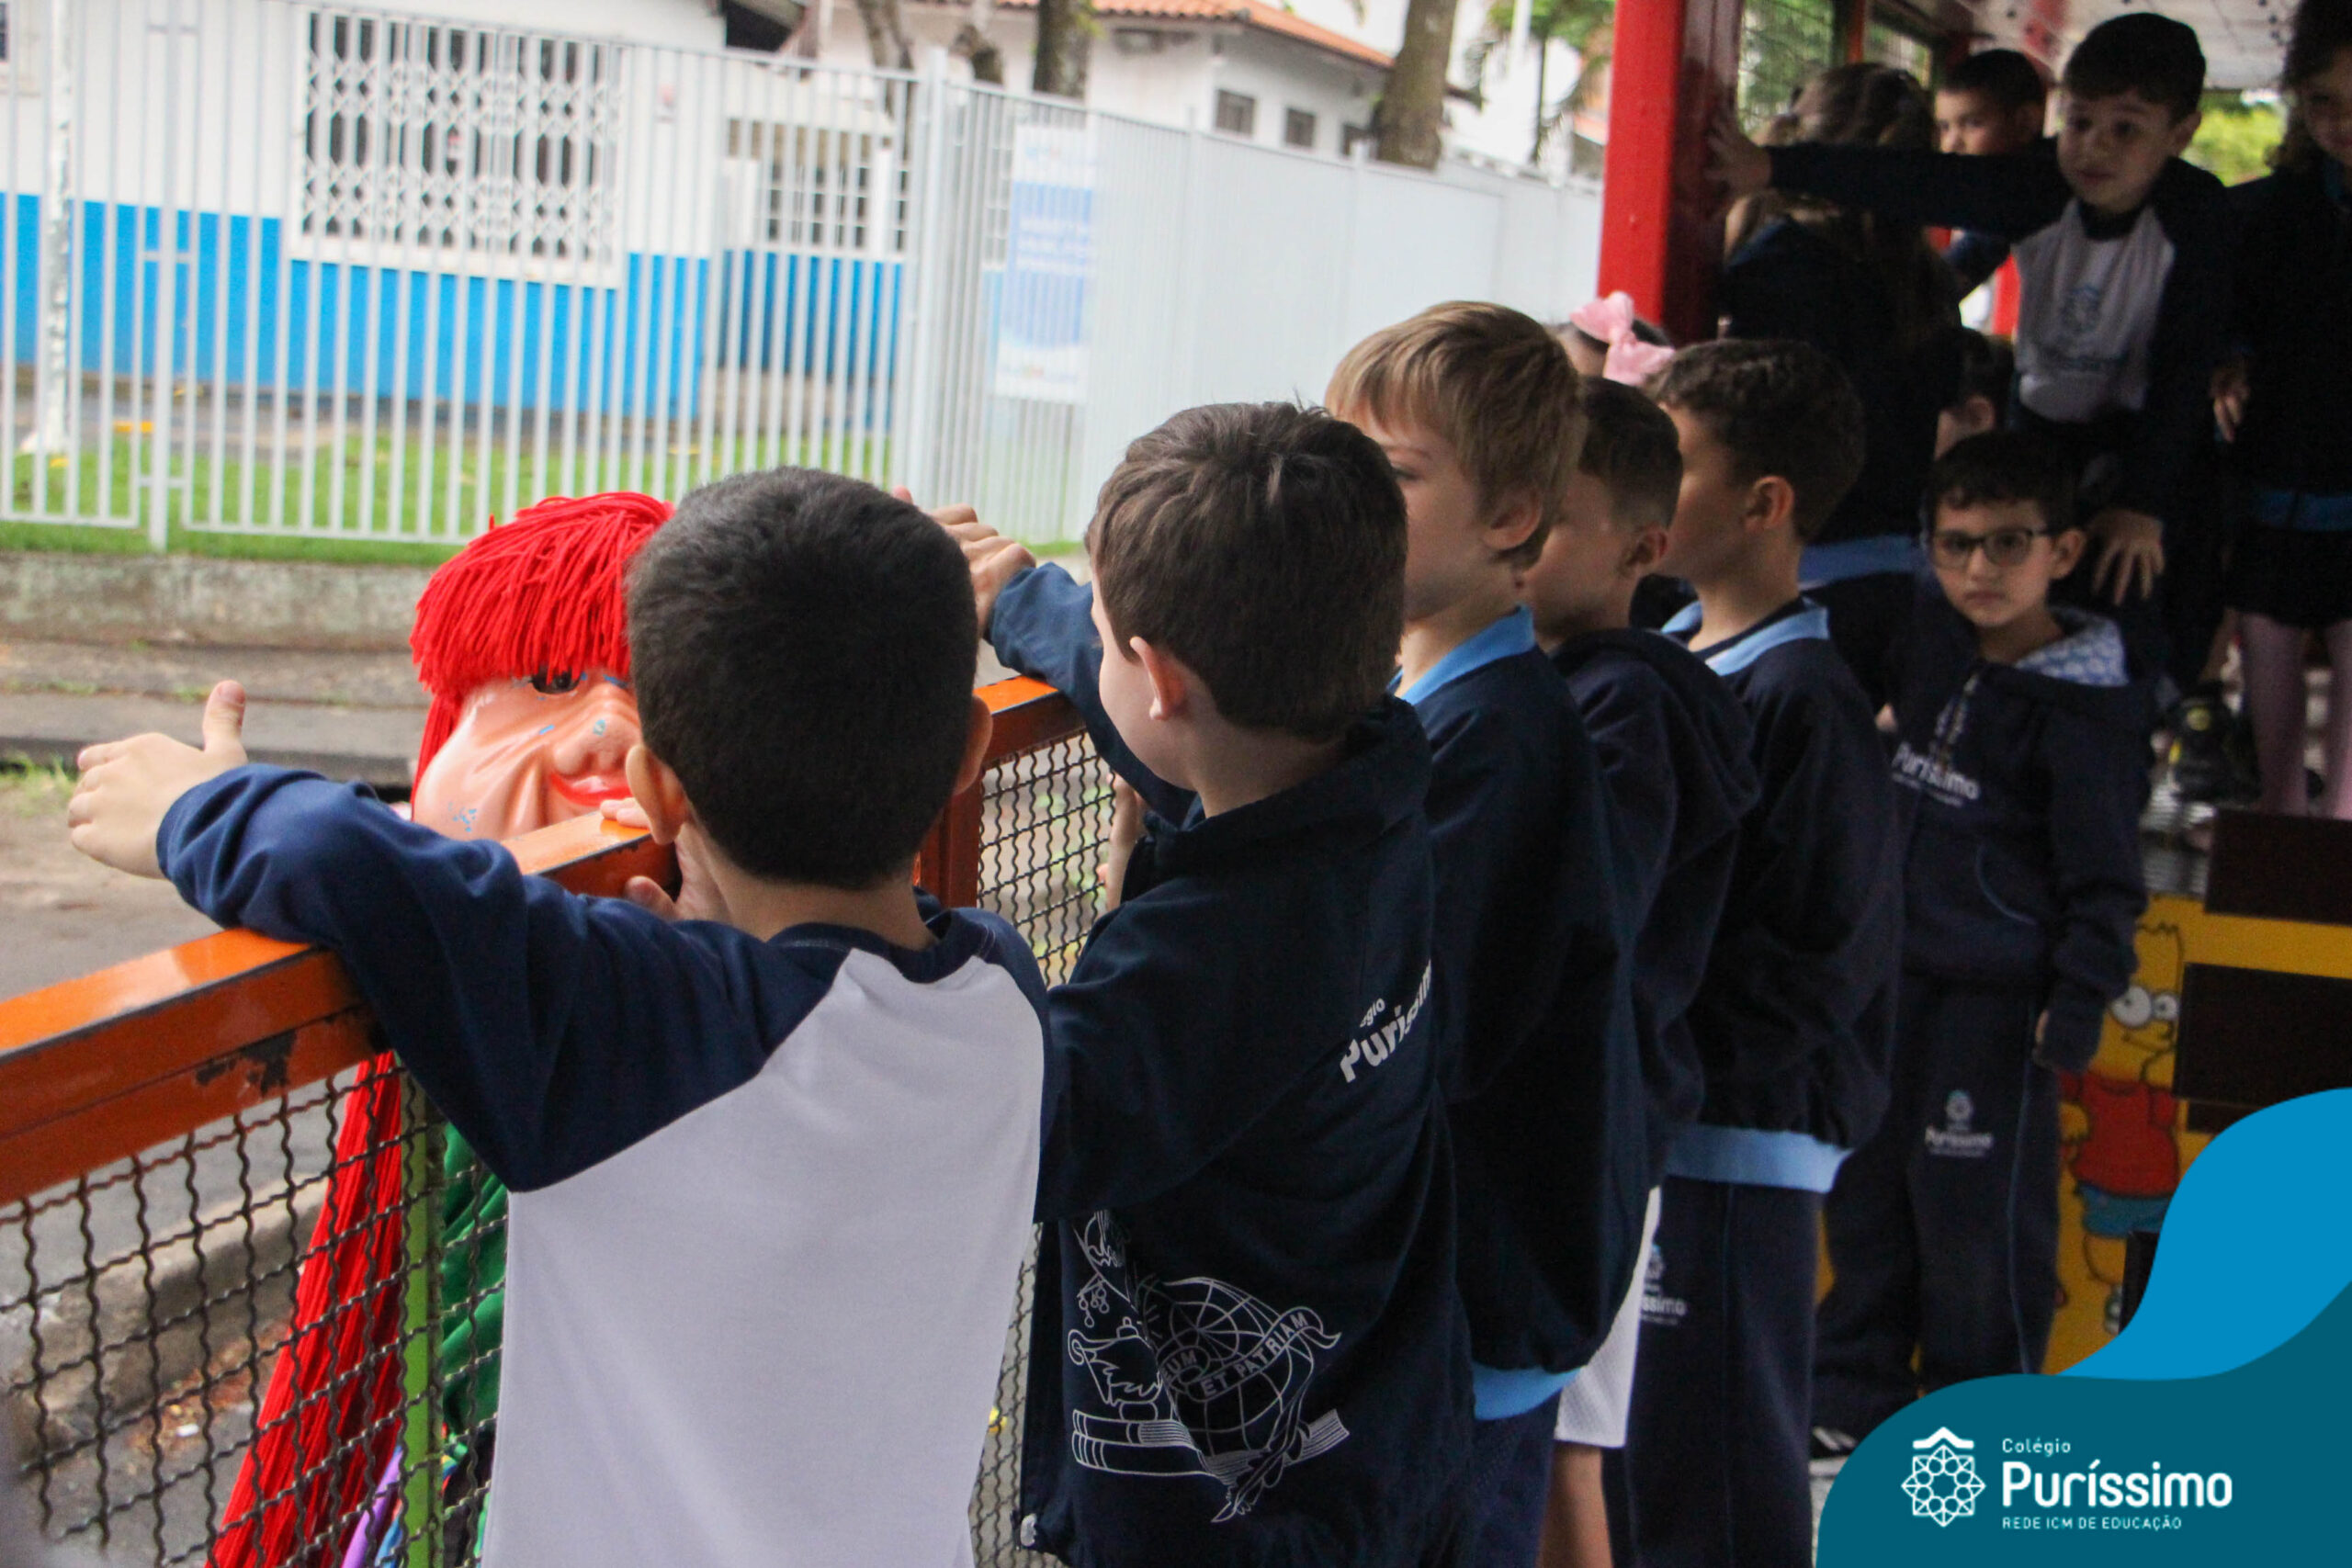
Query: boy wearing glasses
1814 431 2150 1453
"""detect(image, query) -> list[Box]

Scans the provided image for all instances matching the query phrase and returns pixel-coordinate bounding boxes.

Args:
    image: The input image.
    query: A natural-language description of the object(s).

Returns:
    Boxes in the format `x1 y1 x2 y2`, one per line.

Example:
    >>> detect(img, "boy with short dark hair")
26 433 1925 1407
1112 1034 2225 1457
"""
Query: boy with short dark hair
1814 432 2149 1450
1713 13 2229 697
974 307 1649 1565
1937 327 2018 457
1520 379 1760 1568
1006 402 1476 1565
1935 49 2052 294
1620 340 1903 1568
68 470 1047 1568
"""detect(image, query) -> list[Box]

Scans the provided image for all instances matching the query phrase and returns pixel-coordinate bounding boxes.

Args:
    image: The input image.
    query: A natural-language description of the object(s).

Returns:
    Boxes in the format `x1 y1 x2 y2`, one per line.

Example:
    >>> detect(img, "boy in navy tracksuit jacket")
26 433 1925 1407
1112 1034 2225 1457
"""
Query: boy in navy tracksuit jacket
978 405 1474 1565
1815 434 2148 1447
1713 14 2230 697
974 309 1647 1565
1518 379 1760 1558
68 474 1051 1568
1622 342 1902 1568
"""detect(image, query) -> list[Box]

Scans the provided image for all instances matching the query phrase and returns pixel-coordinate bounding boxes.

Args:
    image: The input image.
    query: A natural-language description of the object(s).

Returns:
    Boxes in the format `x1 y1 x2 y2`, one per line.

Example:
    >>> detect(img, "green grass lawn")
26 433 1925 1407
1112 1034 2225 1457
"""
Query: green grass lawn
4 432 1080 562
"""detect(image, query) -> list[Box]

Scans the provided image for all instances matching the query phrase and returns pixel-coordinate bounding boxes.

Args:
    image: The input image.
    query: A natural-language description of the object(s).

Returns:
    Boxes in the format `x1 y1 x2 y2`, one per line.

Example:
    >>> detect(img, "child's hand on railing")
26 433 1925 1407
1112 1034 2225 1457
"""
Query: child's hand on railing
599 795 730 925
66 681 250 878
899 488 1036 637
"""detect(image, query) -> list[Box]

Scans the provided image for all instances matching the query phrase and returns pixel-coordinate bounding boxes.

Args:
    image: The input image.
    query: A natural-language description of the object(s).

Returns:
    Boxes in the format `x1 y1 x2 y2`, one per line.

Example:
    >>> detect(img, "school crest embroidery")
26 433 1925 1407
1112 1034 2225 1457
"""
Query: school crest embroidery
1066 1212 1350 1522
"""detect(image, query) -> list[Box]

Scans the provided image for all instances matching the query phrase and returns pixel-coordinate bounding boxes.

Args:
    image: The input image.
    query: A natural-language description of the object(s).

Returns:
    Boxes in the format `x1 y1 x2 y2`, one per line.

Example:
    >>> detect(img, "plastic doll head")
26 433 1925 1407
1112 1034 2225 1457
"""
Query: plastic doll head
407 492 671 841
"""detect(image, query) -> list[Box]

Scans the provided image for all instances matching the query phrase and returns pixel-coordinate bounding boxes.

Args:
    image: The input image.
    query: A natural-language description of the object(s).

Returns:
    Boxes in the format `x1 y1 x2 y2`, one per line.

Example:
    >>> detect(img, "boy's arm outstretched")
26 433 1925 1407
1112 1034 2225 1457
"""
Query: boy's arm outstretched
956 526 1196 823
71 685 767 1191
1711 105 2068 240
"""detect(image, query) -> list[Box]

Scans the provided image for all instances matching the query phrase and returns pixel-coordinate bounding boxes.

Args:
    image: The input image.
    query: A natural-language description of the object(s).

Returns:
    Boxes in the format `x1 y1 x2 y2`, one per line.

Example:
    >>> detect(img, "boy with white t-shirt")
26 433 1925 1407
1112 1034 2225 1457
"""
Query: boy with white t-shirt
67 470 1048 1568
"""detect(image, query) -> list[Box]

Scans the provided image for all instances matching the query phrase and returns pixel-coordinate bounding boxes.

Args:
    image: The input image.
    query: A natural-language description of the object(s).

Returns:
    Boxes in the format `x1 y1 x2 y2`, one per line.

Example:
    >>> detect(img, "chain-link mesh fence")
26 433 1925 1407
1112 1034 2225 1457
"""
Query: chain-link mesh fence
5 712 1108 1567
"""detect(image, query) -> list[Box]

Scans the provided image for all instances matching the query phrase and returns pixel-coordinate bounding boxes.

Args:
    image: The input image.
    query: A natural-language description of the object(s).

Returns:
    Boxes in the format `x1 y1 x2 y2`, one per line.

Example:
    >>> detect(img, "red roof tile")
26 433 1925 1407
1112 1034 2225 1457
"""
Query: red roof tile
995 0 1393 71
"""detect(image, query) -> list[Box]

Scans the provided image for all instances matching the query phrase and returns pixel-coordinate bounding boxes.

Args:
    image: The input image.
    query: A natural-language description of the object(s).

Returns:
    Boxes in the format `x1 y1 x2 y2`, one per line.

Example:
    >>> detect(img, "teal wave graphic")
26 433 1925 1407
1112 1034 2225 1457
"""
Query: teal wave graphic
1816 1089 2352 1562
2070 1089 2352 1380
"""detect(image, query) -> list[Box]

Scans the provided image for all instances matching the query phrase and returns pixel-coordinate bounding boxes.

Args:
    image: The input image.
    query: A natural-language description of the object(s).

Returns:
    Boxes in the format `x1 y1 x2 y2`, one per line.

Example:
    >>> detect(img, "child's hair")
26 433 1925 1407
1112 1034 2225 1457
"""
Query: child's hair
1326 301 1585 569
1091 402 1407 741
627 469 978 889
1578 378 1682 532
1927 431 2078 537
1734 62 1956 348
1951 328 2016 423
1940 49 2049 118
2277 0 2352 171
2062 13 2205 120
1655 340 1866 542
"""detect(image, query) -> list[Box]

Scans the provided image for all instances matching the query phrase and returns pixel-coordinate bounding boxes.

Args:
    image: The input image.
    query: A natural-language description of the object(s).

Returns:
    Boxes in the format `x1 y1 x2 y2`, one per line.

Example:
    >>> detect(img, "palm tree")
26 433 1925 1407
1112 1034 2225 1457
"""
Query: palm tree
1468 0 1612 165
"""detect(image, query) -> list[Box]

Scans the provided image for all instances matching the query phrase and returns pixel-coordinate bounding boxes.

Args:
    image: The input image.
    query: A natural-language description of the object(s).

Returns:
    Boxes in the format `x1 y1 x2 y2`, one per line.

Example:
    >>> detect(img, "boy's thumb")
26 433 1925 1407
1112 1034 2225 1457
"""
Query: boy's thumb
201 681 249 756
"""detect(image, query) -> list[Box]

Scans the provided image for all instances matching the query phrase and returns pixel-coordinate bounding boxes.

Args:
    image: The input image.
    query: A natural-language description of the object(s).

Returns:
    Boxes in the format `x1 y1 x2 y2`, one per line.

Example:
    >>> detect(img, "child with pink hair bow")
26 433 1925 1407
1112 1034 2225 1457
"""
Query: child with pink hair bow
1564 293 1677 387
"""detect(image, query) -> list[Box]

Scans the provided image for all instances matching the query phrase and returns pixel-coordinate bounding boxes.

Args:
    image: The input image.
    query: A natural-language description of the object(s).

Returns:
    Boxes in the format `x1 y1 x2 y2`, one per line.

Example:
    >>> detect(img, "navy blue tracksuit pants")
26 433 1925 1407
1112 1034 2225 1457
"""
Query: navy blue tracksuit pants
1814 976 2062 1439
1618 1176 1821 1568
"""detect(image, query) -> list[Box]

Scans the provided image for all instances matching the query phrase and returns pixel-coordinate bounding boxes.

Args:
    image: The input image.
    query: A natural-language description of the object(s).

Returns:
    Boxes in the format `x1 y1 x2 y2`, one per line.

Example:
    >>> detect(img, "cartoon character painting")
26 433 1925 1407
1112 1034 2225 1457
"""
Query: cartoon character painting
2058 923 2185 1337
211 493 669 1568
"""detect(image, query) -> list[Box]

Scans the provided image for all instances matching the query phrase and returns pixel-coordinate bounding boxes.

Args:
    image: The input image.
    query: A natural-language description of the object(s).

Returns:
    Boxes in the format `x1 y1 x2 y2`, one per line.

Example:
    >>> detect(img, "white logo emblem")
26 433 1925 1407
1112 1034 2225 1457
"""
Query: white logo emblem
1904 1427 1987 1527
1945 1090 1974 1131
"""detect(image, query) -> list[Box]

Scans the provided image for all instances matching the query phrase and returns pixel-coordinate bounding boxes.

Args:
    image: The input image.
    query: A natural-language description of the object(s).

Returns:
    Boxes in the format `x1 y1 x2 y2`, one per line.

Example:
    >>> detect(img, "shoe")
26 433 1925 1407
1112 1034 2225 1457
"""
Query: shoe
1811 1426 1858 1478
2166 683 2238 803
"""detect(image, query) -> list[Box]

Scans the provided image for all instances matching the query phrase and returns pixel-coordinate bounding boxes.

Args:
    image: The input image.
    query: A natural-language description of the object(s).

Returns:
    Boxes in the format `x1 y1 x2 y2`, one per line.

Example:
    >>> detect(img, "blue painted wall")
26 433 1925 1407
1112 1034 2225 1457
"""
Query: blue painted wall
5 196 903 423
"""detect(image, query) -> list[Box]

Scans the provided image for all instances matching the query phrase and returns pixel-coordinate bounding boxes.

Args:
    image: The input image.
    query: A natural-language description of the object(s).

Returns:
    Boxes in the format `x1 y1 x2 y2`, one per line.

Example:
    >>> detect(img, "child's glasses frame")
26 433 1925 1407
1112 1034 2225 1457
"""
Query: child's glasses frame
1924 526 2052 569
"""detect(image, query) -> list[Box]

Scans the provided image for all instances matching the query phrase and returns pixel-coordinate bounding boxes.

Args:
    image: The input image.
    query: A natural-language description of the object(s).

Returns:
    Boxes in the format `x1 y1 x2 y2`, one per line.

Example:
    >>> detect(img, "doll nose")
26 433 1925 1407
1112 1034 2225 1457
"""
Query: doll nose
548 682 639 777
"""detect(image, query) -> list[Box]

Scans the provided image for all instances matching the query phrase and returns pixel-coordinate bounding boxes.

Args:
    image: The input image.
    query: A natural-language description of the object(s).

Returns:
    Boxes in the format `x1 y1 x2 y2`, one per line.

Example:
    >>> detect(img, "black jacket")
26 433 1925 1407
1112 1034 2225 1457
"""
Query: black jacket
1667 601 1902 1187
996 568 1646 1384
2222 163 2352 499
1552 630 1760 1189
1888 588 2152 1071
1018 693 1474 1566
1408 639 1649 1382
1723 218 1962 546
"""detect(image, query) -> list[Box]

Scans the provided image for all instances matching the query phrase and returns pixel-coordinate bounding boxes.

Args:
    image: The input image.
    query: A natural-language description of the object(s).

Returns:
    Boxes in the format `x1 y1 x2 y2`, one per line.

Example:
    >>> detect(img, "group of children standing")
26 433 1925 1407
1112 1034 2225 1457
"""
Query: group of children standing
59 5 2352 1567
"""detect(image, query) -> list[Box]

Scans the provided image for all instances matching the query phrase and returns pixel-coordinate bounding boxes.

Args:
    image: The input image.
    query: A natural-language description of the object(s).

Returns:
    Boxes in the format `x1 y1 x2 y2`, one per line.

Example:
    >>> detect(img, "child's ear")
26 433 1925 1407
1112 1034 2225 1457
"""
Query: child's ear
1131 637 1193 723
623 744 695 847
2165 108 2202 157
1623 524 1670 579
1744 475 1800 536
2049 526 2089 577
952 694 996 796
1484 489 1544 557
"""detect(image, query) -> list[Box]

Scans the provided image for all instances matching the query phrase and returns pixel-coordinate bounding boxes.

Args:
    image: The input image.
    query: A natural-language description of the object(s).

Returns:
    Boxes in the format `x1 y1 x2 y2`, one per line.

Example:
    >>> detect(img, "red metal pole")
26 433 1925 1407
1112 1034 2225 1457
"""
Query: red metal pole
1597 0 1745 346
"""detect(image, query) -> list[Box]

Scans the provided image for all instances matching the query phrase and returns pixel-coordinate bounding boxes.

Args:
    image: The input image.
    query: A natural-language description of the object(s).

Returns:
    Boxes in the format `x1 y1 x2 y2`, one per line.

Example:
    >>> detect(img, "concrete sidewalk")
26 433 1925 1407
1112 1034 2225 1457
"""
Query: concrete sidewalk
0 639 424 788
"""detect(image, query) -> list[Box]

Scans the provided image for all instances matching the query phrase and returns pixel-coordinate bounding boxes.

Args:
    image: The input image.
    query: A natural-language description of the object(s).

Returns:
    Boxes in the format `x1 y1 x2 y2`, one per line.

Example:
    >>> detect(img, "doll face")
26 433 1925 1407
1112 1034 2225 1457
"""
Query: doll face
411 669 641 841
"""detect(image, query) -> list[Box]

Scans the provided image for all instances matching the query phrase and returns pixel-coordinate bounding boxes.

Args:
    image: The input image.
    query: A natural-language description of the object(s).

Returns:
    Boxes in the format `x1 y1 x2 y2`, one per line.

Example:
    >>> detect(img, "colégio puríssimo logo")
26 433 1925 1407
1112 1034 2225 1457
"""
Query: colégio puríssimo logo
1904 1427 1988 1526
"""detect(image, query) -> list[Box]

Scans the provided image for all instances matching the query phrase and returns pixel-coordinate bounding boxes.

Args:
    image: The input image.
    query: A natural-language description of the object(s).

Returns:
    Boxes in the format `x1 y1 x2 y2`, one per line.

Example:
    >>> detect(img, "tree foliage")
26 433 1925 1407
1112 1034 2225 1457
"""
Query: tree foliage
2186 91 2285 187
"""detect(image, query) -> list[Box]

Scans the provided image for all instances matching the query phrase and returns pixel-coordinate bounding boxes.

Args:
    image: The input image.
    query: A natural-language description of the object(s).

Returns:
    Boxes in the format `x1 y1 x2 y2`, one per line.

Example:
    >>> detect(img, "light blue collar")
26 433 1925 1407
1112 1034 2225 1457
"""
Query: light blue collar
1665 599 1832 677
1395 607 1537 707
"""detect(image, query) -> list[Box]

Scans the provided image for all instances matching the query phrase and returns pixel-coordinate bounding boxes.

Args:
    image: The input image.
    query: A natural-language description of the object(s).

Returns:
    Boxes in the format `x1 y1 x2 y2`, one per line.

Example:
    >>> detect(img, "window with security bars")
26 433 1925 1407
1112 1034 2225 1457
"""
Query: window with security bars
299 11 620 265
1216 89 1257 138
1738 0 1836 129
725 116 910 254
1285 107 1317 151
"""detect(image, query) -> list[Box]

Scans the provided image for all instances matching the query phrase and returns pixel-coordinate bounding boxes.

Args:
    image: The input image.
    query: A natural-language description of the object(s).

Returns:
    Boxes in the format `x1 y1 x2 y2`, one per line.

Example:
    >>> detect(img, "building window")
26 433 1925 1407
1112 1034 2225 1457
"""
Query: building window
1 6 11 64
300 12 620 265
1215 90 1256 138
1284 107 1317 150
1341 124 1374 159
727 117 908 254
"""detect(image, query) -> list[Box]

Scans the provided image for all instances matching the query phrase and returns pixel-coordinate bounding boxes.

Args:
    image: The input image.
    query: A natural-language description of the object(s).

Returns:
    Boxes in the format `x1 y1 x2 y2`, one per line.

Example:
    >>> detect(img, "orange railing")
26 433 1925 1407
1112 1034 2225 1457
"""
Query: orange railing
1 678 1094 1567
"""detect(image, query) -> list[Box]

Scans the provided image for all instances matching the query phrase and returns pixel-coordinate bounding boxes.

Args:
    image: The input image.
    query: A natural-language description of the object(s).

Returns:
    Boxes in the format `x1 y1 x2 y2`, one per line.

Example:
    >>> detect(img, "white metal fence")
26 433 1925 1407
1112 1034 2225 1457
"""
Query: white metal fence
0 0 1600 549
